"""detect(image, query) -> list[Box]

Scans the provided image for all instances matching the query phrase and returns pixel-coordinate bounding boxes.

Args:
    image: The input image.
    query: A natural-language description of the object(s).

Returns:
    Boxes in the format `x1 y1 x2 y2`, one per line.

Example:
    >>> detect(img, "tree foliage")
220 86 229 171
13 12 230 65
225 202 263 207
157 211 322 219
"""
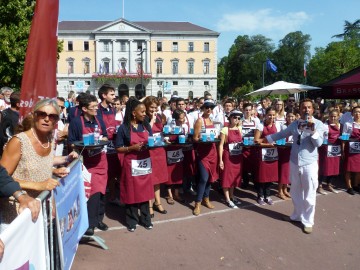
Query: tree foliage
0 0 35 89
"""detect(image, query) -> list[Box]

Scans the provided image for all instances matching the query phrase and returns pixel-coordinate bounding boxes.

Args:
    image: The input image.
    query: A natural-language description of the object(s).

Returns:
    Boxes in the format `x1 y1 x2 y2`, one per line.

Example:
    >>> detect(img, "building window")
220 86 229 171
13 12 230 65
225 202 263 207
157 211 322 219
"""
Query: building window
84 61 90 74
156 61 163 74
119 61 127 74
67 41 73 51
188 42 194 52
67 61 74 74
204 42 209 52
120 41 126 52
103 42 109 52
157 81 163 86
204 81 209 86
173 91 178 96
85 81 91 86
137 41 143 51
172 42 178 52
103 61 110 74
69 81 74 85
188 91 194 99
173 81 178 86
84 41 89 51
188 81 194 86
188 61 194 74
157 42 162 52
203 61 210 74
157 91 162 98
172 61 178 75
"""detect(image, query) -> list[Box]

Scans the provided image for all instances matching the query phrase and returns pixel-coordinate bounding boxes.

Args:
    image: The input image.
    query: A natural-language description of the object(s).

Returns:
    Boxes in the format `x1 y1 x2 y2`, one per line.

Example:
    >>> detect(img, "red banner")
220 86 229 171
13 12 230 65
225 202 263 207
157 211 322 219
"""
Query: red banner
332 84 360 97
19 0 59 119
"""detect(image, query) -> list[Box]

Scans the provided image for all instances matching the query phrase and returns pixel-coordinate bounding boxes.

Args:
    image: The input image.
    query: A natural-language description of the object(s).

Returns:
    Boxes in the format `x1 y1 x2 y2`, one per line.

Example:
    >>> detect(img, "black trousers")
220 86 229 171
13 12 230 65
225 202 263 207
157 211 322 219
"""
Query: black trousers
87 192 106 228
257 182 272 198
125 202 151 228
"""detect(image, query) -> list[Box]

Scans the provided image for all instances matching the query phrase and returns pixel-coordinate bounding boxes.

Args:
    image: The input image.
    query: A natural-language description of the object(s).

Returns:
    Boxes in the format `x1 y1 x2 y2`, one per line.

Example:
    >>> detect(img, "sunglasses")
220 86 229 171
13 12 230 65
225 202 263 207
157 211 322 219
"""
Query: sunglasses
232 116 241 120
59 106 65 109
204 106 213 109
34 111 59 122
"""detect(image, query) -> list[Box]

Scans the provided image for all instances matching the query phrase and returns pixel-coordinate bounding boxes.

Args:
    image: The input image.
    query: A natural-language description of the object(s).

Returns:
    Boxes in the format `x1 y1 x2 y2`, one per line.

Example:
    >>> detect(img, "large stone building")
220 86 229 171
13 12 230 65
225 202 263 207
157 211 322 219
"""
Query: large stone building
57 18 220 99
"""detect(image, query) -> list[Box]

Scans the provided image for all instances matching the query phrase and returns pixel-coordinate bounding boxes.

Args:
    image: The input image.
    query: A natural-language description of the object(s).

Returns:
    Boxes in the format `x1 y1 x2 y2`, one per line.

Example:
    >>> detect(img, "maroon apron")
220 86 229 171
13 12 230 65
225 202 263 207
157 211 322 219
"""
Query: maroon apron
80 116 108 195
196 118 219 183
99 106 121 179
149 115 168 185
345 123 360 172
278 124 291 185
120 126 154 204
221 127 243 188
254 124 278 183
319 123 341 176
165 144 184 185
242 119 256 175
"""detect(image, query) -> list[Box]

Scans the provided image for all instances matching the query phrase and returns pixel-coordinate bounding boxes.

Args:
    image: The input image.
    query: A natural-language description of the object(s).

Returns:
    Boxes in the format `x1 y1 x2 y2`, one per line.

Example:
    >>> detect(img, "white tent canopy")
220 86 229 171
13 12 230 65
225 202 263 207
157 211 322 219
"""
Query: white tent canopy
246 81 321 96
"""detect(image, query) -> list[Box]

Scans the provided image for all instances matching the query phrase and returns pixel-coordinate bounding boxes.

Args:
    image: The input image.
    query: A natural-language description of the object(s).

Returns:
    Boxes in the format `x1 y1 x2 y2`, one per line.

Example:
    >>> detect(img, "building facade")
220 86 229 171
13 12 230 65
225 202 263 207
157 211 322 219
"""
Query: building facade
57 19 220 100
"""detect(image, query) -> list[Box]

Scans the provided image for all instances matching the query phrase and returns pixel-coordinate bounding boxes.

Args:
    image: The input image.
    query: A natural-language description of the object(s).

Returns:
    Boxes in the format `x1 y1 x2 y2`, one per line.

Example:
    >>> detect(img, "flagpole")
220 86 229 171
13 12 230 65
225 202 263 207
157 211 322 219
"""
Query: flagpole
262 62 265 87
122 0 125 18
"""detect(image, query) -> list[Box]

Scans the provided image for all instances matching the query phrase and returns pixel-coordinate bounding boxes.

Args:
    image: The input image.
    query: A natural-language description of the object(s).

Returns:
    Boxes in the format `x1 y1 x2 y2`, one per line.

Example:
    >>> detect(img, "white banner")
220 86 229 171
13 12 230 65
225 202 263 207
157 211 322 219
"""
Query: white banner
0 207 47 270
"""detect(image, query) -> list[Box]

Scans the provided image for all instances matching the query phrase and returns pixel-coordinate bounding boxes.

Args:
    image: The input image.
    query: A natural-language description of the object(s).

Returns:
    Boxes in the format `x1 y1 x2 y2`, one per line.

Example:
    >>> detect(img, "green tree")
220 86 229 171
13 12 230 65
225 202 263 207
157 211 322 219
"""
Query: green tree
273 31 311 84
332 19 360 40
0 0 35 89
222 34 274 96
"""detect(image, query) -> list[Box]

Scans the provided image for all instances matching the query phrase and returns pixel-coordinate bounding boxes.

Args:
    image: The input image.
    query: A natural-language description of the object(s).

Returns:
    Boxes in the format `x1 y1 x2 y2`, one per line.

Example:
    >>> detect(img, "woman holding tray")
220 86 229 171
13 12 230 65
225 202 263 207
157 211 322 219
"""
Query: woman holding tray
143 96 168 217
218 110 243 208
192 99 219 216
254 107 279 206
317 109 341 194
116 97 154 232
343 106 360 195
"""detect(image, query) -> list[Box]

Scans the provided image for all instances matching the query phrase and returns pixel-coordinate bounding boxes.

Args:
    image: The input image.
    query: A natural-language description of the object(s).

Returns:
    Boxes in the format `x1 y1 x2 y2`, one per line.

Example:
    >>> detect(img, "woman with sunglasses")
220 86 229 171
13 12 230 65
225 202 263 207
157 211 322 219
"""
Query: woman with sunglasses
192 99 219 216
218 110 243 208
68 94 109 236
143 96 168 217
317 109 341 195
0 99 77 230
116 97 154 232
253 107 279 205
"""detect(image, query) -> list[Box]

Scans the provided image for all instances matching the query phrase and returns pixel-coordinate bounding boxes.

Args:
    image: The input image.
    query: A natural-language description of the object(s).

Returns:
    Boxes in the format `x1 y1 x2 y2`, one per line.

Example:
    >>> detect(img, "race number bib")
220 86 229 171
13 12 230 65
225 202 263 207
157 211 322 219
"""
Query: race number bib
229 143 243 156
261 148 278 161
167 149 184 164
131 157 152 176
349 142 360 154
327 145 341 157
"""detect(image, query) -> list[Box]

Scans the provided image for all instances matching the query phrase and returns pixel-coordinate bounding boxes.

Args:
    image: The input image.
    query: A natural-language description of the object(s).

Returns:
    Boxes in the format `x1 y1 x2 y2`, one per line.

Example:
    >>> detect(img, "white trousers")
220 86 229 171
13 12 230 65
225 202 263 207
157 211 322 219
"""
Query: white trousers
289 161 319 227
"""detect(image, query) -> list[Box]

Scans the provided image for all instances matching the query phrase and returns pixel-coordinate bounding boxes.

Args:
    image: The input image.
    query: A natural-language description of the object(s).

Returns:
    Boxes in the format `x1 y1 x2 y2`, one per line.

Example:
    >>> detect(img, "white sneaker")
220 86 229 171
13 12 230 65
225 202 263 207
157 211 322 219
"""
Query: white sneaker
227 200 238 209
232 197 241 205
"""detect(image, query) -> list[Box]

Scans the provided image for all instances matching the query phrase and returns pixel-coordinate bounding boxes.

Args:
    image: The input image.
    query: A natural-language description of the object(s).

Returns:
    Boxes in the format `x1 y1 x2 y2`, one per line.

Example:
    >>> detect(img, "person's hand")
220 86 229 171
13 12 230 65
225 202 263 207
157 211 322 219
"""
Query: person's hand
219 161 224 170
17 194 41 222
0 238 4 262
67 151 79 161
135 142 144 151
40 178 60 191
56 130 67 141
100 137 108 142
53 167 70 178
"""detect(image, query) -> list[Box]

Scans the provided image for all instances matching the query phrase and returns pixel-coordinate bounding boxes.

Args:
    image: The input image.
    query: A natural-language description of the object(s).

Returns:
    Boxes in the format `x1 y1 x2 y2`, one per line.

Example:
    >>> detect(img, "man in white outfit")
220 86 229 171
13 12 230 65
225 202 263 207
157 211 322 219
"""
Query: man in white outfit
264 98 325 234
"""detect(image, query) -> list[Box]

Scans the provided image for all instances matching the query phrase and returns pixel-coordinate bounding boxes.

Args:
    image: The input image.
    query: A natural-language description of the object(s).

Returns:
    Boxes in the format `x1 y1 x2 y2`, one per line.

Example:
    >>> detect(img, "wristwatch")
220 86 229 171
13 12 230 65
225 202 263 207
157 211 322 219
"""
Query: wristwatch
13 190 27 201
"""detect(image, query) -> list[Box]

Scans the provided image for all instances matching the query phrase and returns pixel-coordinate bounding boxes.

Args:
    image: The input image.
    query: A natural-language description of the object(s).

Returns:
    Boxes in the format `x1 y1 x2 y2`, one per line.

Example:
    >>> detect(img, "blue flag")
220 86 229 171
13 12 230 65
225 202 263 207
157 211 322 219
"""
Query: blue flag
266 59 277 73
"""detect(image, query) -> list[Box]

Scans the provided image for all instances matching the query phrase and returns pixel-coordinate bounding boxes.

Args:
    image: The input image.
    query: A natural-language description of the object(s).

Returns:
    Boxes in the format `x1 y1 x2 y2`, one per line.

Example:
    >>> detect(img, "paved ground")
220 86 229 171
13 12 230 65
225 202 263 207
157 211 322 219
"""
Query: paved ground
72 181 360 270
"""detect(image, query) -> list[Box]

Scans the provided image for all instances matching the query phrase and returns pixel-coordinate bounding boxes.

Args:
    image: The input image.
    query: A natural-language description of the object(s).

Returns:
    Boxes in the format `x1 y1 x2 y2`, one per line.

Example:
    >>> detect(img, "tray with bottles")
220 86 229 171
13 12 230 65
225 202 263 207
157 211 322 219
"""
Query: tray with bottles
73 140 109 149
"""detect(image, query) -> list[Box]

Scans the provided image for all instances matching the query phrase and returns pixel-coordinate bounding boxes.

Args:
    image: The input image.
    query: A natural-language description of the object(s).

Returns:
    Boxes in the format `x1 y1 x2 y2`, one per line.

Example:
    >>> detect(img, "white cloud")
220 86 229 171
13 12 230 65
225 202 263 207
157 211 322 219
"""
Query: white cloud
216 9 310 38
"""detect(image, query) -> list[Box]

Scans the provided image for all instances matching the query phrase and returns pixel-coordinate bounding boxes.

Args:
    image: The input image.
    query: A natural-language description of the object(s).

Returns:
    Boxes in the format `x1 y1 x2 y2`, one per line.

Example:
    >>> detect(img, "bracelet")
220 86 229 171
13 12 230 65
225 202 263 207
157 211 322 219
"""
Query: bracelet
65 155 70 163
14 190 27 201
126 147 129 152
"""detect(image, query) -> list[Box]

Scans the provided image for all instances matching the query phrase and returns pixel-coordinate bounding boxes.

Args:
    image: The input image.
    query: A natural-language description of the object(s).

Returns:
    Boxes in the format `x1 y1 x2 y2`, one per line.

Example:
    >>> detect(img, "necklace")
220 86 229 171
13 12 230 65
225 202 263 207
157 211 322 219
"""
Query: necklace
31 128 50 149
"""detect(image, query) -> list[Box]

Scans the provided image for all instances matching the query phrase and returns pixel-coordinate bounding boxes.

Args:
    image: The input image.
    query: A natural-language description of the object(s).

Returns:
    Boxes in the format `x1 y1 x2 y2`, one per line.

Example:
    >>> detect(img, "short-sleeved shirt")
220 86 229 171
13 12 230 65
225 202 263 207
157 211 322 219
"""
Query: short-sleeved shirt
115 124 153 147
68 115 108 144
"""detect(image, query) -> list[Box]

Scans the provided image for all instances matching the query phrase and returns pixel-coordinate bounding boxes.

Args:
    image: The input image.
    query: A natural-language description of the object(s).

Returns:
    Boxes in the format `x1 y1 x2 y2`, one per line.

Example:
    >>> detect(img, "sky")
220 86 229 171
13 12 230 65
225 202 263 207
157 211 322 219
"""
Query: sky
59 0 360 59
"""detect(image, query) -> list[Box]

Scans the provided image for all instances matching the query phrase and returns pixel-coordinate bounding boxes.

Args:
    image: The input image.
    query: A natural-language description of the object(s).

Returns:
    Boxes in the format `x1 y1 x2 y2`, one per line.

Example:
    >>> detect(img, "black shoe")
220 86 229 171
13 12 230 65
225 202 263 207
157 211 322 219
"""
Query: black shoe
127 226 136 232
353 186 360 192
97 221 108 231
347 188 355 195
153 203 167 214
144 223 153 230
85 227 94 236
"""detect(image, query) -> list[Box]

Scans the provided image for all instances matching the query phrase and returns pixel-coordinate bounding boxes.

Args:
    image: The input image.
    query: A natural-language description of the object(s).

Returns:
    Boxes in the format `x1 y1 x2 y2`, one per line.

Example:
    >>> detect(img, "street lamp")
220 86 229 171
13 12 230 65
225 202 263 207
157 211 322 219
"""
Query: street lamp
138 48 146 98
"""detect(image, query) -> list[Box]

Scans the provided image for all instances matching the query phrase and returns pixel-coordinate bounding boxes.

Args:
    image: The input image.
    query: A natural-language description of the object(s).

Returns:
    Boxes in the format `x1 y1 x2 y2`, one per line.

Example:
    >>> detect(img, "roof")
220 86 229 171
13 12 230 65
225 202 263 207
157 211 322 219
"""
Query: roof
58 20 219 35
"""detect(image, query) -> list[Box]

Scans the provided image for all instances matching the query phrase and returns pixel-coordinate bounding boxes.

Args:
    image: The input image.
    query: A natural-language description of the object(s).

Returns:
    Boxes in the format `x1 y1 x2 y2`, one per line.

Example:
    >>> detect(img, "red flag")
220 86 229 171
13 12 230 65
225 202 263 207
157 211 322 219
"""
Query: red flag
304 63 307 78
19 0 59 119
